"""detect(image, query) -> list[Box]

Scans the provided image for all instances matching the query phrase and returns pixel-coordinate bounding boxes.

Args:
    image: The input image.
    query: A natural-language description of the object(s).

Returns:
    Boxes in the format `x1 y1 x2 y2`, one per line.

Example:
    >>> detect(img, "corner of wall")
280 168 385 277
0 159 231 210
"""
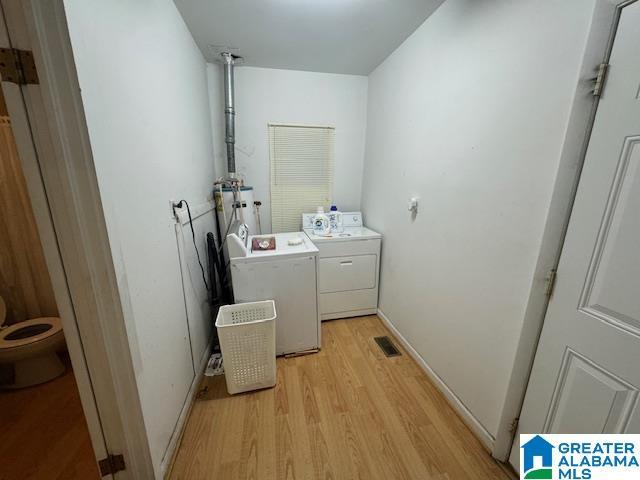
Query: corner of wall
206 62 226 180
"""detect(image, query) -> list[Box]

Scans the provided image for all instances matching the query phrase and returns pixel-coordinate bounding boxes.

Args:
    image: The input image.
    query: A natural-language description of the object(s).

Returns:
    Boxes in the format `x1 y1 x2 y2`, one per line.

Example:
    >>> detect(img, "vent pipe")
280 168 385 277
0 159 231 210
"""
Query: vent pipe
221 52 237 178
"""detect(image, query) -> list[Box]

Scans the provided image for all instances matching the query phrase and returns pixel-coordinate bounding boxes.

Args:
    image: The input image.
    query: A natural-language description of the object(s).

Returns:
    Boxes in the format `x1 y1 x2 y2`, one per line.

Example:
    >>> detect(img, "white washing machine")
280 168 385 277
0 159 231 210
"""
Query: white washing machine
228 232 321 355
302 212 381 320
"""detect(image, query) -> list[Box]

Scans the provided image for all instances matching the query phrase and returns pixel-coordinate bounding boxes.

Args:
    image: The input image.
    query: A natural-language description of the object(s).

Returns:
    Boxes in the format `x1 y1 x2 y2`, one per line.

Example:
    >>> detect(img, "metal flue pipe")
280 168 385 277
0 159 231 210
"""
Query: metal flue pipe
221 52 237 178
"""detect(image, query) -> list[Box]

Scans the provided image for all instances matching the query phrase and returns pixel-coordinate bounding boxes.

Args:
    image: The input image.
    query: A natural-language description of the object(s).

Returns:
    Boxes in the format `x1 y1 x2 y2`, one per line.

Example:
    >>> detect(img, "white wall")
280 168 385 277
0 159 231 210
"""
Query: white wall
63 0 216 474
207 65 368 233
362 0 595 440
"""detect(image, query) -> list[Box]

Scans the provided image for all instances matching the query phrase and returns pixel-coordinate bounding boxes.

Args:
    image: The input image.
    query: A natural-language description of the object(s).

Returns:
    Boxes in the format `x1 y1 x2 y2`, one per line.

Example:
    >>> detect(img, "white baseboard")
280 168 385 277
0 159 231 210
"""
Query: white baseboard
321 308 378 321
160 341 212 477
376 308 495 451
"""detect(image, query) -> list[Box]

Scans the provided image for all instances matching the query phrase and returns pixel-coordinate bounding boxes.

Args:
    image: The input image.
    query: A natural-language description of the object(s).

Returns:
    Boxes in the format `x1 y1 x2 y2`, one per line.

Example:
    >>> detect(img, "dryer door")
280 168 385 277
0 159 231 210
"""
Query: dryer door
319 255 377 293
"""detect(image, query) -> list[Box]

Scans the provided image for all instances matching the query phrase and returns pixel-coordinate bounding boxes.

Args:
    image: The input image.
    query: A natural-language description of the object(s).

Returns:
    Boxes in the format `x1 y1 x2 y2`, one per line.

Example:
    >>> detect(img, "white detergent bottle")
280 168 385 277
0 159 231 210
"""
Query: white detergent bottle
312 206 331 236
328 205 343 233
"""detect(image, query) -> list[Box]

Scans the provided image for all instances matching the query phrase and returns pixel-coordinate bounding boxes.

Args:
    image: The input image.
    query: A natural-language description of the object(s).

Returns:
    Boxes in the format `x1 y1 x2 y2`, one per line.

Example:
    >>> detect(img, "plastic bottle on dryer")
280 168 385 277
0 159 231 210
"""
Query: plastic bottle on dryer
328 205 343 233
312 206 331 236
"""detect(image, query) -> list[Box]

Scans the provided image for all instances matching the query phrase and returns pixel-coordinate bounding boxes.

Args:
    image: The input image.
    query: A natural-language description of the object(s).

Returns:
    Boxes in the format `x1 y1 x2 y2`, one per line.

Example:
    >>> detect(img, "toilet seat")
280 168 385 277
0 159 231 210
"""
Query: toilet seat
0 317 63 349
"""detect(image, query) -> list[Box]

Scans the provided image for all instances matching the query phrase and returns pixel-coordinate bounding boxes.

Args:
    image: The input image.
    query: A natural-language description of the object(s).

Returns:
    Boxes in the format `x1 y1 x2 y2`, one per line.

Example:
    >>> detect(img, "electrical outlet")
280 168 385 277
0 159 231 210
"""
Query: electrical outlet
169 199 182 221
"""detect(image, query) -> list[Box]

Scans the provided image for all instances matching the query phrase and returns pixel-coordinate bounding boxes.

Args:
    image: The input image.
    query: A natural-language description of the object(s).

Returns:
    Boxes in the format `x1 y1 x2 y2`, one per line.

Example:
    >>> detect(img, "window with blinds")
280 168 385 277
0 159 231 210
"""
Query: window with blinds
269 124 335 233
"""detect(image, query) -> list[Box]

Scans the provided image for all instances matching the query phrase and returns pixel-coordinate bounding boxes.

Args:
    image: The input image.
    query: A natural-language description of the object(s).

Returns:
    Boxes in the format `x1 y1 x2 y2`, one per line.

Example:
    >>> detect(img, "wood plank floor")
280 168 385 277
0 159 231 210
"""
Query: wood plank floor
0 354 100 480
169 315 510 480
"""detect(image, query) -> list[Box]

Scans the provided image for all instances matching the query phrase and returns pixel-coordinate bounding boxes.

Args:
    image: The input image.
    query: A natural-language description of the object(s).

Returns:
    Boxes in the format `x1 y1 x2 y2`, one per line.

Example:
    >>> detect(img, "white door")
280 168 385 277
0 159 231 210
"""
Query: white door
0 2 110 476
511 0 640 470
0 1 154 477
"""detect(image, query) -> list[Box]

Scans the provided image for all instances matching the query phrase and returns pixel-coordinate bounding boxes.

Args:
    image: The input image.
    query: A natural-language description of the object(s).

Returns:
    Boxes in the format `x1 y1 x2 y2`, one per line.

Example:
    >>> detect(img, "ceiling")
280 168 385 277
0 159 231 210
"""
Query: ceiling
173 0 444 75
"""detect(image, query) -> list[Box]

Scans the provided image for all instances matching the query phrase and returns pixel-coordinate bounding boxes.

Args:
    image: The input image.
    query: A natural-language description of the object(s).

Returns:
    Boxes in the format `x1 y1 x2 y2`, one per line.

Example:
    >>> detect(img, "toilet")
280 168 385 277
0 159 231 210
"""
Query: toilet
0 296 66 389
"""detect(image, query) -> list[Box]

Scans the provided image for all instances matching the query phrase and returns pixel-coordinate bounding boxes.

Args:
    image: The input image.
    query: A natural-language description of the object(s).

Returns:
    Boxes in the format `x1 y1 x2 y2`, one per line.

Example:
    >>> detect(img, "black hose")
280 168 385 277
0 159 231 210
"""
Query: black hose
176 200 209 291
207 232 221 352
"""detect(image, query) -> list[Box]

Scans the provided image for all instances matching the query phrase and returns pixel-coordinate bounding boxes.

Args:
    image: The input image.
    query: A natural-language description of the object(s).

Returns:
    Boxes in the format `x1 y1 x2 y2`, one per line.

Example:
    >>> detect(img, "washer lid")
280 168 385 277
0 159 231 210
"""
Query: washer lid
232 232 319 262
0 317 62 349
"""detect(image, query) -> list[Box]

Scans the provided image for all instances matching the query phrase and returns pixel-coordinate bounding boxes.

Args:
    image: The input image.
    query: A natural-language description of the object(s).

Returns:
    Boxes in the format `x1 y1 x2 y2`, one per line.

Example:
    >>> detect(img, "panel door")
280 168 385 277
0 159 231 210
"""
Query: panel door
511 1 640 471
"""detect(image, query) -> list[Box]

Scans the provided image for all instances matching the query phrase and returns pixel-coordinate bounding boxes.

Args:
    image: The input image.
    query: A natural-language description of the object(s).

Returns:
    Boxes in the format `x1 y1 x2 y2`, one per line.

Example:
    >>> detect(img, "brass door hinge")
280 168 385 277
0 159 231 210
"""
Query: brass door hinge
509 417 520 434
592 63 609 97
545 269 558 298
99 454 126 476
0 48 39 85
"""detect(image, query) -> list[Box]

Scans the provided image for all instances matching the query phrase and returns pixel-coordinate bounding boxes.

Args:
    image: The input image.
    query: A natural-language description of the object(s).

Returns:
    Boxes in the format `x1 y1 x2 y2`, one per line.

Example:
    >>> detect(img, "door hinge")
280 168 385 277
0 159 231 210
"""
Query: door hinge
545 269 558 298
98 454 126 476
509 417 520 434
0 48 39 85
592 62 609 97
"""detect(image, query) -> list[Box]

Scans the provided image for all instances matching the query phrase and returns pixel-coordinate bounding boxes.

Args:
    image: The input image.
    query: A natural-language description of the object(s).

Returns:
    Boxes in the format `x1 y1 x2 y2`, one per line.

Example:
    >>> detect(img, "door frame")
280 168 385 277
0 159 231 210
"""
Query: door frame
0 3 112 471
493 0 639 462
0 1 154 477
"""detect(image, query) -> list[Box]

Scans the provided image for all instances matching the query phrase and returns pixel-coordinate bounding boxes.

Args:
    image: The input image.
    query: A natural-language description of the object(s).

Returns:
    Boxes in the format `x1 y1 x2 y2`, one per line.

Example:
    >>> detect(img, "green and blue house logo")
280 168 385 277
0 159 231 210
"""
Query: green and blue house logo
522 435 554 479
519 434 640 479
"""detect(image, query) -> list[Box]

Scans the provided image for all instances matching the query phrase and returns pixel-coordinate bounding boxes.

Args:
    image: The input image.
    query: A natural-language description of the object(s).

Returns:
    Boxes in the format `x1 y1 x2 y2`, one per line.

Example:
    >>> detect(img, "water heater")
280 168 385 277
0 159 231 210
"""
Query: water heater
214 186 258 238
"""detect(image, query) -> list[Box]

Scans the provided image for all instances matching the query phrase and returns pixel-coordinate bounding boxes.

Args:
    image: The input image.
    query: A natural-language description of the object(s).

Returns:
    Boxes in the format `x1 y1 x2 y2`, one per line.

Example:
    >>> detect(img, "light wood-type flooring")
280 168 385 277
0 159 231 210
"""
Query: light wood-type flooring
0 354 99 480
169 315 511 480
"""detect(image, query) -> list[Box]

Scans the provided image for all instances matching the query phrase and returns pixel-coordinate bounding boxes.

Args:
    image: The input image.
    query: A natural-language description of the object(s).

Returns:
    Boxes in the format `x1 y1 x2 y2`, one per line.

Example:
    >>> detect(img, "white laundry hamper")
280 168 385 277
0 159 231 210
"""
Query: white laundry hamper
215 300 277 395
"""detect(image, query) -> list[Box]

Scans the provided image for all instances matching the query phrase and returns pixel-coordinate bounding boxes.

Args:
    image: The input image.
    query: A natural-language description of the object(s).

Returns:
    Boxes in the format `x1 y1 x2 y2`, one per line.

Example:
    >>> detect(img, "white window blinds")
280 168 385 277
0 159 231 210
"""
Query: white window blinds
269 124 335 233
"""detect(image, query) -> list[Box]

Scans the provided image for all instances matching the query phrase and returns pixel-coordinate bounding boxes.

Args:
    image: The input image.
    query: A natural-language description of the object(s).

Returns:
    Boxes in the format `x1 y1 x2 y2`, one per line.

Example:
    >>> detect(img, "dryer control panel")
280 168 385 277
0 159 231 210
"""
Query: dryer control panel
302 211 363 229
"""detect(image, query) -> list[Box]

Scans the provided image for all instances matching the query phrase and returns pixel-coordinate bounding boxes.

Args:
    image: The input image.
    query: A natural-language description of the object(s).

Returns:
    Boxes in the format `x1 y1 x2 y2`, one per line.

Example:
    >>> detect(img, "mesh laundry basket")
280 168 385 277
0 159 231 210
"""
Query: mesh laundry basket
215 300 277 395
